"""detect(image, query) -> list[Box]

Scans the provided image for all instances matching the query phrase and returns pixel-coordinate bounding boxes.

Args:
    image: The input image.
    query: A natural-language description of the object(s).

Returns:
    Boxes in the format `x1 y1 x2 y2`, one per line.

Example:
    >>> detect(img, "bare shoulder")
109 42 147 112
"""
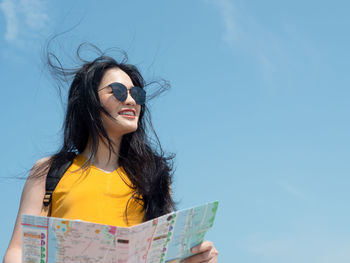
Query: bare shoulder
21 156 53 210
4 157 52 259
23 156 52 200
27 156 52 182
17 156 52 228
34 156 52 166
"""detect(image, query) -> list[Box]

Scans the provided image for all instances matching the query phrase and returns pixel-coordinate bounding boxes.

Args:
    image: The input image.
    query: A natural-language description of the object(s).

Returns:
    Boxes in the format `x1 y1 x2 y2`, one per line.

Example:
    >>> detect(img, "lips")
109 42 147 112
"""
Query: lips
118 109 136 118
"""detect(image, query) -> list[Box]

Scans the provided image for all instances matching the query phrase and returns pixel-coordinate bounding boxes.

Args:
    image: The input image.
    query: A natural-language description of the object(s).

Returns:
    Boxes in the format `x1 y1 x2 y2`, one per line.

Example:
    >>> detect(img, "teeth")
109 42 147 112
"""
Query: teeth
120 111 135 116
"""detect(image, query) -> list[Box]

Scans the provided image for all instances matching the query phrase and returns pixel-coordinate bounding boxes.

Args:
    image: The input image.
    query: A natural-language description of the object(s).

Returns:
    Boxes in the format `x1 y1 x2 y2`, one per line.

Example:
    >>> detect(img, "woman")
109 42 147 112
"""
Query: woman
3 51 218 263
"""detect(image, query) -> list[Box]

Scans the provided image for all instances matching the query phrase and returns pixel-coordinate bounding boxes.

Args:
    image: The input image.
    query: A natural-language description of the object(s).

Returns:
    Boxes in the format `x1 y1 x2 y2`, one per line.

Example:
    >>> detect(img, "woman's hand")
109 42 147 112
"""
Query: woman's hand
181 241 218 263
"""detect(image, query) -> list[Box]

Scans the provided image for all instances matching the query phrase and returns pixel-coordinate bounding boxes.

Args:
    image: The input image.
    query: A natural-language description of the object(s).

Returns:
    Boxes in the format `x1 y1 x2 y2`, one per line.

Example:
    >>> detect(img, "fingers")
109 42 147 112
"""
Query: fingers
181 249 218 263
191 241 214 254
181 241 219 263
181 249 211 263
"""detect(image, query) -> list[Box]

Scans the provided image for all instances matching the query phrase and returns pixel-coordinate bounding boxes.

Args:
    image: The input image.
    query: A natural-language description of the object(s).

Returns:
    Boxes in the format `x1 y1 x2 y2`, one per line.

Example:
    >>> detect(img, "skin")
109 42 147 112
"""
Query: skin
81 68 142 171
181 241 219 263
3 68 218 263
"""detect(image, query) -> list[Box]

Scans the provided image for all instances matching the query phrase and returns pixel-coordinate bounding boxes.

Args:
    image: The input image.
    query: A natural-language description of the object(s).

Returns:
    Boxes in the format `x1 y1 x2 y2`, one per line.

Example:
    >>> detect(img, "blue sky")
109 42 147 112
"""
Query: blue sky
1 0 350 262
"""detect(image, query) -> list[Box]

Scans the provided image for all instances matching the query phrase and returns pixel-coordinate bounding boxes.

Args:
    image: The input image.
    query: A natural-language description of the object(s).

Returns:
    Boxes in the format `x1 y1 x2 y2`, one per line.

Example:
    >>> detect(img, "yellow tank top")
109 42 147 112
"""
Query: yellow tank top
51 155 144 227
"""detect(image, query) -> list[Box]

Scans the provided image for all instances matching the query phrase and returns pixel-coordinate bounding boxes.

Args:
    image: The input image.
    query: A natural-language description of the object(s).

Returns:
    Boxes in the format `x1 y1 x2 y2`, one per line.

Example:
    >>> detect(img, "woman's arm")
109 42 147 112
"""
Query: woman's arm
3 157 50 263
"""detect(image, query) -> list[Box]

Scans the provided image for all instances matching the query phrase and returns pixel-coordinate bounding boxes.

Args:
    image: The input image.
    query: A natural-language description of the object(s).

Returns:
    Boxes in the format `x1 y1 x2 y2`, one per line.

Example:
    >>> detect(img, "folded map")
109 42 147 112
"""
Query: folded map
21 201 218 263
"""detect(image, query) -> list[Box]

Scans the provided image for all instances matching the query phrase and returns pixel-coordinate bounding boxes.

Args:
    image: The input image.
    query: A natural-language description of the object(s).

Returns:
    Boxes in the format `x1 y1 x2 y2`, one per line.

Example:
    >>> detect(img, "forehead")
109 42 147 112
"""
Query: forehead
99 68 133 89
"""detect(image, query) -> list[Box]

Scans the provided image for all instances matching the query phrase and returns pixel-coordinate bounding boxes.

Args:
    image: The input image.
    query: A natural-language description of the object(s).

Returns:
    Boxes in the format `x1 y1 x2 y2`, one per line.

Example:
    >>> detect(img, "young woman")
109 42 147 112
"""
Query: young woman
3 53 218 263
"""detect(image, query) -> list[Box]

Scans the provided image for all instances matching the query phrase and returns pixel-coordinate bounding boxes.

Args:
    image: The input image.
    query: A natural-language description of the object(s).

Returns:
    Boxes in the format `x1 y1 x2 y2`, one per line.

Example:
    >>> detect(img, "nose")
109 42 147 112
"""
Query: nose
124 89 136 105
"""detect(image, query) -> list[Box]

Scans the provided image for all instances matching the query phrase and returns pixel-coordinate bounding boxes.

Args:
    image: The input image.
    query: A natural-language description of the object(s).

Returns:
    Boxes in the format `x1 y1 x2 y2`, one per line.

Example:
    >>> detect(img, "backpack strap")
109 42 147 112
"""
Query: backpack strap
41 153 76 217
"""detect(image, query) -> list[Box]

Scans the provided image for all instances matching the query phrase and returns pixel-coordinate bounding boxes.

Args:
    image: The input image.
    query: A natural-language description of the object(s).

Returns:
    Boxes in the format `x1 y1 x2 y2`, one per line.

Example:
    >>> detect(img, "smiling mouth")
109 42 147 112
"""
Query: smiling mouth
118 110 136 118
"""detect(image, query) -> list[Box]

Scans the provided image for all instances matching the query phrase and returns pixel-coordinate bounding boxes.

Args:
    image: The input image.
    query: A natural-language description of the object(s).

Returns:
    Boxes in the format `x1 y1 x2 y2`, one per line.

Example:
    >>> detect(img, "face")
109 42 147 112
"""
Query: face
97 68 142 137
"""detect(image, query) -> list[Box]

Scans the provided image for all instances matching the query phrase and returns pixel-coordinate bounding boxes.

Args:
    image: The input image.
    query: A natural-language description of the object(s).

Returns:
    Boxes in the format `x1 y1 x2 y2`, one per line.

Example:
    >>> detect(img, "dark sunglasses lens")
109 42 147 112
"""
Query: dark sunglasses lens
130 86 146 105
111 83 128 102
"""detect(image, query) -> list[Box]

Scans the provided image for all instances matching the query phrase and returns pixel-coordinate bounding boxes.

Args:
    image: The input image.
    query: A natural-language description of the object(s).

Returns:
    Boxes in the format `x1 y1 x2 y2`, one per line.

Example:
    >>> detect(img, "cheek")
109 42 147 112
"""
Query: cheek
102 98 122 116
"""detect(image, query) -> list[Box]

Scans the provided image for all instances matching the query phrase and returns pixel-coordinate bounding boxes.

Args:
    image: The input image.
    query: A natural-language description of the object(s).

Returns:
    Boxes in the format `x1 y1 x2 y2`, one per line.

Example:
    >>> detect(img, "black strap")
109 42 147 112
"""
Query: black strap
43 153 76 207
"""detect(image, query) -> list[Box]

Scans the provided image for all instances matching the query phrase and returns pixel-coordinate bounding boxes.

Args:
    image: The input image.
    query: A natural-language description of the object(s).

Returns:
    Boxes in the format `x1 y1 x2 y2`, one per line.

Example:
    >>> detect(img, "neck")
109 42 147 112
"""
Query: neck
81 136 122 172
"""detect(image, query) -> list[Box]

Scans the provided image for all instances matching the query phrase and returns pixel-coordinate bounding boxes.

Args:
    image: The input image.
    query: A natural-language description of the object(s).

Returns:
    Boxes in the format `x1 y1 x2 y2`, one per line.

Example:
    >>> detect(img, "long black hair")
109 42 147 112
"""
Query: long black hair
35 44 175 221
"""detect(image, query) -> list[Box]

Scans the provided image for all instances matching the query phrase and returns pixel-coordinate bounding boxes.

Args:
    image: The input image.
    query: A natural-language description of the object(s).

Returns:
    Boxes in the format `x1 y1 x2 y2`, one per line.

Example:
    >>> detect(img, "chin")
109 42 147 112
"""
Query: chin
103 116 139 136
111 124 138 136
122 126 138 135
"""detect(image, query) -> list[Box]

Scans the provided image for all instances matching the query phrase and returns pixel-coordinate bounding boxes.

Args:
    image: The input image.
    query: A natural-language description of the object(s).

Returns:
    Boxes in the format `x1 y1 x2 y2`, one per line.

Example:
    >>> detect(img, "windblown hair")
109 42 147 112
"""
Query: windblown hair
35 44 175 221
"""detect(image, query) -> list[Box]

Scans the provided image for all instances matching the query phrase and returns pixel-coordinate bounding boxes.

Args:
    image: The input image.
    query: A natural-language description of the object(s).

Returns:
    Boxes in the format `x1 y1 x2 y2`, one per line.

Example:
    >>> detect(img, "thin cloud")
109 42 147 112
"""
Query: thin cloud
0 0 18 41
209 0 292 83
210 0 267 49
20 0 48 29
215 0 239 44
0 0 49 43
209 0 324 87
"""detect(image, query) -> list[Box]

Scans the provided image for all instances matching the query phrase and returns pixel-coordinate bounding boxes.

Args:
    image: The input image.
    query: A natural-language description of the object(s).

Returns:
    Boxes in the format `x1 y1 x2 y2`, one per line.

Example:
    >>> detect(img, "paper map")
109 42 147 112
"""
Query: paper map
21 201 218 263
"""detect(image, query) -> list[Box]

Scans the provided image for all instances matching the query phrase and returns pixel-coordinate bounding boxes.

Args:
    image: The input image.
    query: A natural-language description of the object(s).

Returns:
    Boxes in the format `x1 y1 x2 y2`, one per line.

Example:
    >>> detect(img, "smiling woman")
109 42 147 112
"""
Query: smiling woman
97 69 143 138
3 44 218 263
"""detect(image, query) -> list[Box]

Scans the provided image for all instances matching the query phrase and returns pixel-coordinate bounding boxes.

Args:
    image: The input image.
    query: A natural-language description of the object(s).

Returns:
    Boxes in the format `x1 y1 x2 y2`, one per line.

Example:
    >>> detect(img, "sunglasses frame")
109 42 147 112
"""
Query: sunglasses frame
102 82 146 105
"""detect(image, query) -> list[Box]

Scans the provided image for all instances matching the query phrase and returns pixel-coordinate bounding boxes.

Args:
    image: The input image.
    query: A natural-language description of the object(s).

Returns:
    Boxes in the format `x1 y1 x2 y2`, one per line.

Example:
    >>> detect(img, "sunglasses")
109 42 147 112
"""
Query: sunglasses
104 82 146 105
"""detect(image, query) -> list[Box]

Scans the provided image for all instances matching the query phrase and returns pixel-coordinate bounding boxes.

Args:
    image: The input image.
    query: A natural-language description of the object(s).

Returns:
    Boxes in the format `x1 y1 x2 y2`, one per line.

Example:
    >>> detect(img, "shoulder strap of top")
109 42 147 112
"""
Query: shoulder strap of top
41 152 76 217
